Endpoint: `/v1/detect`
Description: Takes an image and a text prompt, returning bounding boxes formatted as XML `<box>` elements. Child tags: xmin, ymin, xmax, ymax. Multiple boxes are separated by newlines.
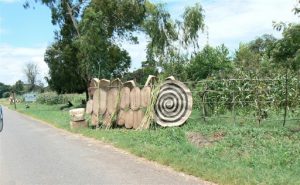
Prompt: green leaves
<box><xmin>271</xmin><ymin>24</ymin><xmax>300</xmax><ymax>71</ymax></box>
<box><xmin>182</xmin><ymin>3</ymin><xmax>205</xmax><ymax>49</ymax></box>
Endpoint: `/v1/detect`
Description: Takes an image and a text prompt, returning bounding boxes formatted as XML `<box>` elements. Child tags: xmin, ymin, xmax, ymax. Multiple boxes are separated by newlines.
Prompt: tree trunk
<box><xmin>85</xmin><ymin>88</ymin><xmax>89</xmax><ymax>101</ymax></box>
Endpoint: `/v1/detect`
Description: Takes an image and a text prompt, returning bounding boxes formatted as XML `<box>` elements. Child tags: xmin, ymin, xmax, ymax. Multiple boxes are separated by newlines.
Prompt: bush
<box><xmin>2</xmin><ymin>92</ymin><xmax>10</xmax><ymax>98</ymax></box>
<box><xmin>36</xmin><ymin>92</ymin><xmax>85</xmax><ymax>105</ymax></box>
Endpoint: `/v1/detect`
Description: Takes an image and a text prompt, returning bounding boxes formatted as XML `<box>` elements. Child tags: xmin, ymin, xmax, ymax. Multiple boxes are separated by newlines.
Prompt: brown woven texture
<box><xmin>119</xmin><ymin>87</ymin><xmax>130</xmax><ymax>110</ymax></box>
<box><xmin>103</xmin><ymin>112</ymin><xmax>112</xmax><ymax>127</ymax></box>
<box><xmin>91</xmin><ymin>113</ymin><xmax>99</xmax><ymax>126</ymax></box>
<box><xmin>125</xmin><ymin>110</ymin><xmax>133</xmax><ymax>129</ymax></box>
<box><xmin>130</xmin><ymin>87</ymin><xmax>141</xmax><ymax>111</ymax></box>
<box><xmin>133</xmin><ymin>110</ymin><xmax>144</xmax><ymax>129</ymax></box>
<box><xmin>86</xmin><ymin>100</ymin><xmax>93</xmax><ymax>114</ymax></box>
<box><xmin>117</xmin><ymin>110</ymin><xmax>126</xmax><ymax>126</ymax></box>
<box><xmin>99</xmin><ymin>88</ymin><xmax>107</xmax><ymax>115</ymax></box>
<box><xmin>141</xmin><ymin>86</ymin><xmax>151</xmax><ymax>108</ymax></box>
<box><xmin>107</xmin><ymin>88</ymin><xmax>119</xmax><ymax>114</ymax></box>
<box><xmin>92</xmin><ymin>89</ymin><xmax>100</xmax><ymax>115</ymax></box>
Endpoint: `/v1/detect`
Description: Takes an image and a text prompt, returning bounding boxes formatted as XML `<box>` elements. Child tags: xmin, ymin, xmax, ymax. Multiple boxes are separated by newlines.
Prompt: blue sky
<box><xmin>0</xmin><ymin>0</ymin><xmax>299</xmax><ymax>85</ymax></box>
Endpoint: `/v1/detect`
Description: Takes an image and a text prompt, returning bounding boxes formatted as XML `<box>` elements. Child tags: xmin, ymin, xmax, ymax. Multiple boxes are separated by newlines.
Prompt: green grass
<box><xmin>4</xmin><ymin>101</ymin><xmax>300</xmax><ymax>185</ymax></box>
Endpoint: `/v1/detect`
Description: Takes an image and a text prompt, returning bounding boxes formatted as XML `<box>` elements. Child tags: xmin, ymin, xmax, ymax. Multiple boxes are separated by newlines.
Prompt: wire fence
<box><xmin>186</xmin><ymin>76</ymin><xmax>300</xmax><ymax>126</ymax></box>
<box><xmin>89</xmin><ymin>74</ymin><xmax>300</xmax><ymax>126</ymax></box>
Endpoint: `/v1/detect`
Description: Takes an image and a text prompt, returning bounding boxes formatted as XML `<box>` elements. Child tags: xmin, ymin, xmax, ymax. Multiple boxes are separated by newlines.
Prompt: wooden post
<box><xmin>202</xmin><ymin>83</ymin><xmax>207</xmax><ymax>122</ymax></box>
<box><xmin>232</xmin><ymin>91</ymin><xmax>236</xmax><ymax>126</ymax></box>
<box><xmin>283</xmin><ymin>68</ymin><xmax>288</xmax><ymax>127</ymax></box>
<box><xmin>12</xmin><ymin>91</ymin><xmax>17</xmax><ymax>110</ymax></box>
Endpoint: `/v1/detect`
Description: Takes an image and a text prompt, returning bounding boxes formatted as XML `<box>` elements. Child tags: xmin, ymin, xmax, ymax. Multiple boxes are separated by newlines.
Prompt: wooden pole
<box><xmin>283</xmin><ymin>68</ymin><xmax>288</xmax><ymax>127</ymax></box>
<box><xmin>12</xmin><ymin>92</ymin><xmax>16</xmax><ymax>110</ymax></box>
<box><xmin>202</xmin><ymin>84</ymin><xmax>207</xmax><ymax>122</ymax></box>
<box><xmin>232</xmin><ymin>91</ymin><xmax>236</xmax><ymax>126</ymax></box>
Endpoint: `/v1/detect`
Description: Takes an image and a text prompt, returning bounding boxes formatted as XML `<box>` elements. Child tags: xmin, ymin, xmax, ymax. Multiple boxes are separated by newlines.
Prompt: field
<box><xmin>2</xmin><ymin>99</ymin><xmax>300</xmax><ymax>185</ymax></box>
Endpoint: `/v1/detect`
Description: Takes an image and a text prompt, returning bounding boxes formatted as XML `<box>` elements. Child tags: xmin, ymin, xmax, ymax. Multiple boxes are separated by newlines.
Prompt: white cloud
<box><xmin>122</xmin><ymin>0</ymin><xmax>299</xmax><ymax>68</ymax></box>
<box><xmin>152</xmin><ymin>0</ymin><xmax>299</xmax><ymax>48</ymax></box>
<box><xmin>202</xmin><ymin>0</ymin><xmax>299</xmax><ymax>49</ymax></box>
<box><xmin>0</xmin><ymin>44</ymin><xmax>48</xmax><ymax>85</ymax></box>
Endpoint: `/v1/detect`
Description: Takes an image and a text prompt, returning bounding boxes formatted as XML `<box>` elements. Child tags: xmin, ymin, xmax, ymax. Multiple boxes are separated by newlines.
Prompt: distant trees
<box><xmin>270</xmin><ymin>24</ymin><xmax>300</xmax><ymax>71</ymax></box>
<box><xmin>26</xmin><ymin>0</ymin><xmax>205</xmax><ymax>96</ymax></box>
<box><xmin>11</xmin><ymin>80</ymin><xmax>24</xmax><ymax>94</ymax></box>
<box><xmin>25</xmin><ymin>0</ymin><xmax>299</xmax><ymax>95</ymax></box>
<box><xmin>0</xmin><ymin>82</ymin><xmax>10</xmax><ymax>98</ymax></box>
<box><xmin>187</xmin><ymin>45</ymin><xmax>232</xmax><ymax>81</ymax></box>
<box><xmin>23</xmin><ymin>62</ymin><xmax>39</xmax><ymax>91</ymax></box>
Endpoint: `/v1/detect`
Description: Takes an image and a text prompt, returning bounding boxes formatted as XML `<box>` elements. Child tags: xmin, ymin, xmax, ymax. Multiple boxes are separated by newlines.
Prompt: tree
<box><xmin>123</xmin><ymin>60</ymin><xmax>159</xmax><ymax>84</ymax></box>
<box><xmin>76</xmin><ymin>0</ymin><xmax>145</xmax><ymax>80</ymax></box>
<box><xmin>11</xmin><ymin>80</ymin><xmax>24</xmax><ymax>94</ymax></box>
<box><xmin>142</xmin><ymin>3</ymin><xmax>205</xmax><ymax>66</ymax></box>
<box><xmin>27</xmin><ymin>0</ymin><xmax>205</xmax><ymax>97</ymax></box>
<box><xmin>23</xmin><ymin>62</ymin><xmax>39</xmax><ymax>91</ymax></box>
<box><xmin>0</xmin><ymin>82</ymin><xmax>10</xmax><ymax>98</ymax></box>
<box><xmin>187</xmin><ymin>45</ymin><xmax>232</xmax><ymax>81</ymax></box>
<box><xmin>29</xmin><ymin>0</ymin><xmax>148</xmax><ymax>98</ymax></box>
<box><xmin>294</xmin><ymin>0</ymin><xmax>300</xmax><ymax>15</ymax></box>
<box><xmin>234</xmin><ymin>34</ymin><xmax>277</xmax><ymax>76</ymax></box>
<box><xmin>271</xmin><ymin>24</ymin><xmax>300</xmax><ymax>71</ymax></box>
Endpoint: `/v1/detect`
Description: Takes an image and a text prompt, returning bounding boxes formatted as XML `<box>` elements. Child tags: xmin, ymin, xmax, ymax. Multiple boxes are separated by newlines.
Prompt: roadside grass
<box><xmin>4</xmin><ymin>101</ymin><xmax>300</xmax><ymax>185</ymax></box>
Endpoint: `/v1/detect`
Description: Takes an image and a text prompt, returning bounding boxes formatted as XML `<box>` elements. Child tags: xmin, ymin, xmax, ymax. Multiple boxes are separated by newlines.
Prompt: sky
<box><xmin>0</xmin><ymin>0</ymin><xmax>299</xmax><ymax>85</ymax></box>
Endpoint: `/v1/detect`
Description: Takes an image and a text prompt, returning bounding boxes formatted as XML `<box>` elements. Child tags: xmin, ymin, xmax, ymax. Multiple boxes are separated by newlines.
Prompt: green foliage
<box><xmin>234</xmin><ymin>34</ymin><xmax>277</xmax><ymax>72</ymax></box>
<box><xmin>77</xmin><ymin>4</ymin><xmax>132</xmax><ymax>79</ymax></box>
<box><xmin>143</xmin><ymin>2</ymin><xmax>205</xmax><ymax>68</ymax></box>
<box><xmin>123</xmin><ymin>60</ymin><xmax>159</xmax><ymax>85</ymax></box>
<box><xmin>182</xmin><ymin>3</ymin><xmax>205</xmax><ymax>50</ymax></box>
<box><xmin>187</xmin><ymin>45</ymin><xmax>232</xmax><ymax>81</ymax></box>
<box><xmin>271</xmin><ymin>24</ymin><xmax>300</xmax><ymax>71</ymax></box>
<box><xmin>11</xmin><ymin>80</ymin><xmax>24</xmax><ymax>94</ymax></box>
<box><xmin>0</xmin><ymin>82</ymin><xmax>10</xmax><ymax>98</ymax></box>
<box><xmin>14</xmin><ymin>103</ymin><xmax>300</xmax><ymax>185</ymax></box>
<box><xmin>36</xmin><ymin>92</ymin><xmax>85</xmax><ymax>105</ymax></box>
<box><xmin>35</xmin><ymin>0</ymin><xmax>150</xmax><ymax>94</ymax></box>
<box><xmin>45</xmin><ymin>41</ymin><xmax>87</xmax><ymax>94</ymax></box>
<box><xmin>23</xmin><ymin>62</ymin><xmax>39</xmax><ymax>92</ymax></box>
<box><xmin>191</xmin><ymin>71</ymin><xmax>300</xmax><ymax>123</ymax></box>
<box><xmin>2</xmin><ymin>92</ymin><xmax>10</xmax><ymax>98</ymax></box>
<box><xmin>294</xmin><ymin>0</ymin><xmax>300</xmax><ymax>15</ymax></box>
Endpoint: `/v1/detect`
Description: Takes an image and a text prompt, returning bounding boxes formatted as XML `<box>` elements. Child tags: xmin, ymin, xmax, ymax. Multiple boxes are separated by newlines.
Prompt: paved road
<box><xmin>0</xmin><ymin>107</ymin><xmax>210</xmax><ymax>185</ymax></box>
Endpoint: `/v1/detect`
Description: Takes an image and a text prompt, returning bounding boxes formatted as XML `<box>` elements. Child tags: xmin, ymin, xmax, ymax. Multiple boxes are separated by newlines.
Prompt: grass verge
<box><xmin>3</xmin><ymin>101</ymin><xmax>300</xmax><ymax>185</ymax></box>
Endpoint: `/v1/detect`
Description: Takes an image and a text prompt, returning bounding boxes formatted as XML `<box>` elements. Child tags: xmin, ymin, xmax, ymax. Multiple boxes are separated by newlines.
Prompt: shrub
<box><xmin>2</xmin><ymin>92</ymin><xmax>10</xmax><ymax>98</ymax></box>
<box><xmin>37</xmin><ymin>92</ymin><xmax>85</xmax><ymax>105</ymax></box>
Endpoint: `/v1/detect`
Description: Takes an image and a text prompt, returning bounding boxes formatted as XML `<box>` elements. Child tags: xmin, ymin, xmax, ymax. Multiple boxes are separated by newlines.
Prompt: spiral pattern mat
<box><xmin>154</xmin><ymin>80</ymin><xmax>193</xmax><ymax>127</ymax></box>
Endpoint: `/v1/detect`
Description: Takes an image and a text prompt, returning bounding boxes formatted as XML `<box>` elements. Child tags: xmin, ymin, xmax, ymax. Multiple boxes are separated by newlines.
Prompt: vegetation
<box><xmin>23</xmin><ymin>62</ymin><xmax>40</xmax><ymax>91</ymax></box>
<box><xmin>7</xmin><ymin>102</ymin><xmax>300</xmax><ymax>185</ymax></box>
<box><xmin>36</xmin><ymin>92</ymin><xmax>85</xmax><ymax>105</ymax></box>
<box><xmin>0</xmin><ymin>82</ymin><xmax>10</xmax><ymax>98</ymax></box>
<box><xmin>2</xmin><ymin>1</ymin><xmax>295</xmax><ymax>184</ymax></box>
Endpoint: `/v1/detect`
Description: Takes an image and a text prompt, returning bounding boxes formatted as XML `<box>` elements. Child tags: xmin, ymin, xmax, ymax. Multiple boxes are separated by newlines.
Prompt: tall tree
<box><xmin>28</xmin><ymin>0</ymin><xmax>148</xmax><ymax>97</ymax></box>
<box><xmin>271</xmin><ymin>24</ymin><xmax>300</xmax><ymax>71</ymax></box>
<box><xmin>11</xmin><ymin>80</ymin><xmax>24</xmax><ymax>94</ymax></box>
<box><xmin>187</xmin><ymin>45</ymin><xmax>232</xmax><ymax>81</ymax></box>
<box><xmin>142</xmin><ymin>3</ymin><xmax>205</xmax><ymax>72</ymax></box>
<box><xmin>23</xmin><ymin>62</ymin><xmax>39</xmax><ymax>91</ymax></box>
<box><xmin>77</xmin><ymin>0</ymin><xmax>146</xmax><ymax>80</ymax></box>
